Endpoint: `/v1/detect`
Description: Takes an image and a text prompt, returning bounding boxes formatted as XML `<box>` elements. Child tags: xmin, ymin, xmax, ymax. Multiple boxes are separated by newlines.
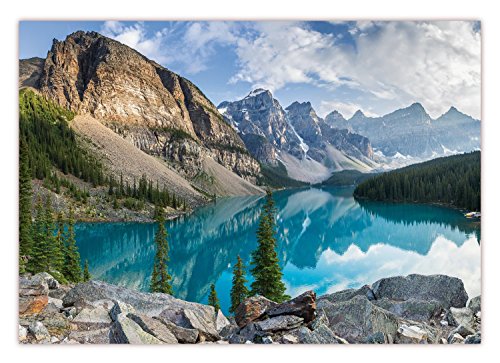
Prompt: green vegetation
<box><xmin>150</xmin><ymin>206</ymin><xmax>173</xmax><ymax>294</ymax></box>
<box><xmin>257</xmin><ymin>161</ymin><xmax>307</xmax><ymax>188</ymax></box>
<box><xmin>83</xmin><ymin>260</ymin><xmax>91</xmax><ymax>282</ymax></box>
<box><xmin>19</xmin><ymin>138</ymin><xmax>33</xmax><ymax>272</ymax></box>
<box><xmin>229</xmin><ymin>255</ymin><xmax>249</xmax><ymax>314</ymax></box>
<box><xmin>354</xmin><ymin>151</ymin><xmax>480</xmax><ymax>211</ymax></box>
<box><xmin>320</xmin><ymin>169</ymin><xmax>376</xmax><ymax>187</ymax></box>
<box><xmin>249</xmin><ymin>190</ymin><xmax>290</xmax><ymax>303</ymax></box>
<box><xmin>62</xmin><ymin>207</ymin><xmax>83</xmax><ymax>283</ymax></box>
<box><xmin>208</xmin><ymin>284</ymin><xmax>221</xmax><ymax>312</ymax></box>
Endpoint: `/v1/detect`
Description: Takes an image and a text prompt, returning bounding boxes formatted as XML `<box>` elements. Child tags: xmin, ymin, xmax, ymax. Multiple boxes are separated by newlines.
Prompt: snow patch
<box><xmin>288</xmin><ymin>121</ymin><xmax>309</xmax><ymax>157</ymax></box>
<box><xmin>245</xmin><ymin>89</ymin><xmax>267</xmax><ymax>98</ymax></box>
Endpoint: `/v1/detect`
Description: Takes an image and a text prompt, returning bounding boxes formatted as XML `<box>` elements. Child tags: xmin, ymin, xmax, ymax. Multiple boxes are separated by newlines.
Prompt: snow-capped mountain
<box><xmin>325</xmin><ymin>102</ymin><xmax>481</xmax><ymax>159</ymax></box>
<box><xmin>218</xmin><ymin>90</ymin><xmax>377</xmax><ymax>183</ymax></box>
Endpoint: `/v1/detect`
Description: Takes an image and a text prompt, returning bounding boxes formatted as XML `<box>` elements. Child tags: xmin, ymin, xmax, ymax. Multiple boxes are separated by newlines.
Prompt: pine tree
<box><xmin>208</xmin><ymin>283</ymin><xmax>220</xmax><ymax>312</ymax></box>
<box><xmin>250</xmin><ymin>190</ymin><xmax>290</xmax><ymax>303</ymax></box>
<box><xmin>27</xmin><ymin>197</ymin><xmax>49</xmax><ymax>274</ymax></box>
<box><xmin>150</xmin><ymin>205</ymin><xmax>173</xmax><ymax>294</ymax></box>
<box><xmin>19</xmin><ymin>137</ymin><xmax>33</xmax><ymax>273</ymax></box>
<box><xmin>83</xmin><ymin>260</ymin><xmax>91</xmax><ymax>282</ymax></box>
<box><xmin>63</xmin><ymin>206</ymin><xmax>83</xmax><ymax>283</ymax></box>
<box><xmin>229</xmin><ymin>255</ymin><xmax>249</xmax><ymax>313</ymax></box>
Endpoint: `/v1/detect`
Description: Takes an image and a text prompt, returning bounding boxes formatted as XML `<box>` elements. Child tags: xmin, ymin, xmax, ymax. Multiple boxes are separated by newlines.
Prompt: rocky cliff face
<box><xmin>23</xmin><ymin>31</ymin><xmax>260</xmax><ymax>184</ymax></box>
<box><xmin>325</xmin><ymin>103</ymin><xmax>481</xmax><ymax>159</ymax></box>
<box><xmin>219</xmin><ymin>90</ymin><xmax>376</xmax><ymax>183</ymax></box>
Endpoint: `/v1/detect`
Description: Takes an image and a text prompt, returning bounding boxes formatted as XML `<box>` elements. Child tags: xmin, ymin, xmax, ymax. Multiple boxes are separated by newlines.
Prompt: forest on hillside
<box><xmin>353</xmin><ymin>151</ymin><xmax>480</xmax><ymax>211</ymax></box>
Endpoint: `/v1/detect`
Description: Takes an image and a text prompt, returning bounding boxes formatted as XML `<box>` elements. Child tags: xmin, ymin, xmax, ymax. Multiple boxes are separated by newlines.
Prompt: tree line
<box><xmin>149</xmin><ymin>190</ymin><xmax>290</xmax><ymax>313</ymax></box>
<box><xmin>353</xmin><ymin>151</ymin><xmax>480</xmax><ymax>211</ymax></box>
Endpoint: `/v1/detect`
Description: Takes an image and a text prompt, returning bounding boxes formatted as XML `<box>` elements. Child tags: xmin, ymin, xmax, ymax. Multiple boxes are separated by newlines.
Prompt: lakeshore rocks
<box><xmin>18</xmin><ymin>272</ymin><xmax>481</xmax><ymax>345</ymax></box>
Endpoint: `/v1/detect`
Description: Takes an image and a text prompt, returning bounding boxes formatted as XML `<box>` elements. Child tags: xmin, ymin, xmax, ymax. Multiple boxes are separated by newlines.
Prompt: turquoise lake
<box><xmin>76</xmin><ymin>187</ymin><xmax>481</xmax><ymax>314</ymax></box>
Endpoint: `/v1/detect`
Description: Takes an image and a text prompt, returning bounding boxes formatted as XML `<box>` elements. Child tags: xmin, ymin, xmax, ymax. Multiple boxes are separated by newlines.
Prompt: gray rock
<box><xmin>236</xmin><ymin>322</ymin><xmax>259</xmax><ymax>342</ymax></box>
<box><xmin>153</xmin><ymin>316</ymin><xmax>199</xmax><ymax>343</ymax></box>
<box><xmin>37</xmin><ymin>310</ymin><xmax>71</xmax><ymax>336</ymax></box>
<box><xmin>318</xmin><ymin>285</ymin><xmax>375</xmax><ymax>306</ymax></box>
<box><xmin>308</xmin><ymin>308</ymin><xmax>329</xmax><ymax>330</ymax></box>
<box><xmin>128</xmin><ymin>313</ymin><xmax>178</xmax><ymax>343</ymax></box>
<box><xmin>34</xmin><ymin>272</ymin><xmax>60</xmax><ymax>290</ymax></box>
<box><xmin>19</xmin><ymin>325</ymin><xmax>27</xmax><ymax>341</ymax></box>
<box><xmin>320</xmin><ymin>295</ymin><xmax>399</xmax><ymax>343</ymax></box>
<box><xmin>448</xmin><ymin>307</ymin><xmax>475</xmax><ymax>330</ymax></box>
<box><xmin>464</xmin><ymin>332</ymin><xmax>481</xmax><ymax>344</ymax></box>
<box><xmin>468</xmin><ymin>295</ymin><xmax>481</xmax><ymax>315</ymax></box>
<box><xmin>48</xmin><ymin>297</ymin><xmax>63</xmax><ymax>310</ymax></box>
<box><xmin>110</xmin><ymin>313</ymin><xmax>163</xmax><ymax>344</ymax></box>
<box><xmin>372</xmin><ymin>298</ymin><xmax>445</xmax><ymax>321</ymax></box>
<box><xmin>363</xmin><ymin>331</ymin><xmax>386</xmax><ymax>344</ymax></box>
<box><xmin>281</xmin><ymin>334</ymin><xmax>299</xmax><ymax>344</ymax></box>
<box><xmin>255</xmin><ymin>315</ymin><xmax>304</xmax><ymax>332</ymax></box>
<box><xmin>28</xmin><ymin>321</ymin><xmax>50</xmax><ymax>341</ymax></box>
<box><xmin>183</xmin><ymin>308</ymin><xmax>220</xmax><ymax>341</ymax></box>
<box><xmin>396</xmin><ymin>324</ymin><xmax>429</xmax><ymax>343</ymax></box>
<box><xmin>215</xmin><ymin>309</ymin><xmax>231</xmax><ymax>333</ymax></box>
<box><xmin>371</xmin><ymin>274</ymin><xmax>468</xmax><ymax>309</ymax></box>
<box><xmin>449</xmin><ymin>324</ymin><xmax>475</xmax><ymax>339</ymax></box>
<box><xmin>448</xmin><ymin>333</ymin><xmax>465</xmax><ymax>344</ymax></box>
<box><xmin>69</xmin><ymin>328</ymin><xmax>112</xmax><ymax>344</ymax></box>
<box><xmin>50</xmin><ymin>336</ymin><xmax>60</xmax><ymax>343</ymax></box>
<box><xmin>110</xmin><ymin>301</ymin><xmax>136</xmax><ymax>322</ymax></box>
<box><xmin>19</xmin><ymin>275</ymin><xmax>49</xmax><ymax>297</ymax></box>
<box><xmin>234</xmin><ymin>295</ymin><xmax>277</xmax><ymax>328</ymax></box>
<box><xmin>296</xmin><ymin>325</ymin><xmax>347</xmax><ymax>344</ymax></box>
<box><xmin>261</xmin><ymin>336</ymin><xmax>273</xmax><ymax>344</ymax></box>
<box><xmin>48</xmin><ymin>285</ymin><xmax>71</xmax><ymax>300</ymax></box>
<box><xmin>73</xmin><ymin>306</ymin><xmax>112</xmax><ymax>325</ymax></box>
<box><xmin>265</xmin><ymin>291</ymin><xmax>316</xmax><ymax>323</ymax></box>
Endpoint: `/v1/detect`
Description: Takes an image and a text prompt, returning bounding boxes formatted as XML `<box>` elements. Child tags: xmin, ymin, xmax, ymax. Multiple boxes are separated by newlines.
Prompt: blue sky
<box><xmin>19</xmin><ymin>20</ymin><xmax>481</xmax><ymax>119</ymax></box>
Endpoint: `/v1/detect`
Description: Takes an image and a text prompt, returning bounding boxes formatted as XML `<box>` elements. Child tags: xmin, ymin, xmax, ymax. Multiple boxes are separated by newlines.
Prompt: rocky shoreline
<box><xmin>19</xmin><ymin>273</ymin><xmax>480</xmax><ymax>344</ymax></box>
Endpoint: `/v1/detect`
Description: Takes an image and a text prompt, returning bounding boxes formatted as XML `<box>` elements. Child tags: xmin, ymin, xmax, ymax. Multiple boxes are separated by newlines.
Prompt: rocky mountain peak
<box><xmin>350</xmin><ymin>110</ymin><xmax>366</xmax><ymax>121</ymax></box>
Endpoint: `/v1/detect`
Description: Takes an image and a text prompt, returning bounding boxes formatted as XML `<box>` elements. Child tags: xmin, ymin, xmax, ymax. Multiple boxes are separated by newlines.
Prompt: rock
<box><xmin>468</xmin><ymin>295</ymin><xmax>481</xmax><ymax>314</ymax></box>
<box><xmin>320</xmin><ymin>295</ymin><xmax>399</xmax><ymax>344</ymax></box>
<box><xmin>50</xmin><ymin>336</ymin><xmax>60</xmax><ymax>343</ymax></box>
<box><xmin>73</xmin><ymin>306</ymin><xmax>112</xmax><ymax>325</ymax></box>
<box><xmin>296</xmin><ymin>325</ymin><xmax>347</xmax><ymax>344</ymax></box>
<box><xmin>236</xmin><ymin>322</ymin><xmax>259</xmax><ymax>343</ymax></box>
<box><xmin>48</xmin><ymin>297</ymin><xmax>63</xmax><ymax>310</ymax></box>
<box><xmin>19</xmin><ymin>274</ymin><xmax>49</xmax><ymax>296</ymax></box>
<box><xmin>318</xmin><ymin>285</ymin><xmax>375</xmax><ymax>305</ymax></box>
<box><xmin>450</xmin><ymin>324</ymin><xmax>475</xmax><ymax>339</ymax></box>
<box><xmin>448</xmin><ymin>333</ymin><xmax>465</xmax><ymax>344</ymax></box>
<box><xmin>372</xmin><ymin>298</ymin><xmax>445</xmax><ymax>321</ymax></box>
<box><xmin>255</xmin><ymin>315</ymin><xmax>304</xmax><ymax>333</ymax></box>
<box><xmin>60</xmin><ymin>337</ymin><xmax>81</xmax><ymax>344</ymax></box>
<box><xmin>37</xmin><ymin>311</ymin><xmax>71</xmax><ymax>336</ymax></box>
<box><xmin>215</xmin><ymin>309</ymin><xmax>231</xmax><ymax>333</ymax></box>
<box><xmin>19</xmin><ymin>325</ymin><xmax>27</xmax><ymax>341</ymax></box>
<box><xmin>110</xmin><ymin>301</ymin><xmax>136</xmax><ymax>322</ymax></box>
<box><xmin>69</xmin><ymin>328</ymin><xmax>112</xmax><ymax>344</ymax></box>
<box><xmin>62</xmin><ymin>306</ymin><xmax>77</xmax><ymax>318</ymax></box>
<box><xmin>153</xmin><ymin>317</ymin><xmax>199</xmax><ymax>343</ymax></box>
<box><xmin>234</xmin><ymin>295</ymin><xmax>277</xmax><ymax>328</ymax></box>
<box><xmin>219</xmin><ymin>323</ymin><xmax>238</xmax><ymax>339</ymax></box>
<box><xmin>363</xmin><ymin>331</ymin><xmax>386</xmax><ymax>344</ymax></box>
<box><xmin>34</xmin><ymin>272</ymin><xmax>60</xmax><ymax>290</ymax></box>
<box><xmin>464</xmin><ymin>332</ymin><xmax>481</xmax><ymax>344</ymax></box>
<box><xmin>183</xmin><ymin>308</ymin><xmax>220</xmax><ymax>341</ymax></box>
<box><xmin>371</xmin><ymin>274</ymin><xmax>468</xmax><ymax>309</ymax></box>
<box><xmin>308</xmin><ymin>308</ymin><xmax>329</xmax><ymax>330</ymax></box>
<box><xmin>261</xmin><ymin>336</ymin><xmax>273</xmax><ymax>344</ymax></box>
<box><xmin>281</xmin><ymin>334</ymin><xmax>299</xmax><ymax>344</ymax></box>
<box><xmin>448</xmin><ymin>307</ymin><xmax>475</xmax><ymax>330</ymax></box>
<box><xmin>48</xmin><ymin>285</ymin><xmax>71</xmax><ymax>300</ymax></box>
<box><xmin>265</xmin><ymin>291</ymin><xmax>316</xmax><ymax>323</ymax></box>
<box><xmin>89</xmin><ymin>299</ymin><xmax>115</xmax><ymax>312</ymax></box>
<box><xmin>128</xmin><ymin>313</ymin><xmax>178</xmax><ymax>343</ymax></box>
<box><xmin>396</xmin><ymin>324</ymin><xmax>428</xmax><ymax>343</ymax></box>
<box><xmin>110</xmin><ymin>313</ymin><xmax>163</xmax><ymax>344</ymax></box>
<box><xmin>28</xmin><ymin>321</ymin><xmax>50</xmax><ymax>341</ymax></box>
<box><xmin>19</xmin><ymin>295</ymin><xmax>48</xmax><ymax>316</ymax></box>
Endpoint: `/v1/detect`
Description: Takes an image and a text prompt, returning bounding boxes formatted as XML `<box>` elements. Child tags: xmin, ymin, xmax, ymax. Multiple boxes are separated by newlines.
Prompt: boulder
<box><xmin>320</xmin><ymin>295</ymin><xmax>399</xmax><ymax>343</ymax></box>
<box><xmin>72</xmin><ymin>306</ymin><xmax>112</xmax><ymax>325</ymax></box>
<box><xmin>110</xmin><ymin>313</ymin><xmax>163</xmax><ymax>344</ymax></box>
<box><xmin>182</xmin><ymin>308</ymin><xmax>220</xmax><ymax>341</ymax></box>
<box><xmin>308</xmin><ymin>308</ymin><xmax>329</xmax><ymax>330</ymax></box>
<box><xmin>19</xmin><ymin>275</ymin><xmax>49</xmax><ymax>296</ymax></box>
<box><xmin>48</xmin><ymin>285</ymin><xmax>71</xmax><ymax>300</ymax></box>
<box><xmin>448</xmin><ymin>333</ymin><xmax>465</xmax><ymax>344</ymax></box>
<box><xmin>464</xmin><ymin>332</ymin><xmax>481</xmax><ymax>344</ymax></box>
<box><xmin>371</xmin><ymin>274</ymin><xmax>468</xmax><ymax>309</ymax></box>
<box><xmin>255</xmin><ymin>315</ymin><xmax>304</xmax><ymax>333</ymax></box>
<box><xmin>48</xmin><ymin>297</ymin><xmax>63</xmax><ymax>310</ymax></box>
<box><xmin>153</xmin><ymin>317</ymin><xmax>199</xmax><ymax>343</ymax></box>
<box><xmin>37</xmin><ymin>310</ymin><xmax>71</xmax><ymax>336</ymax></box>
<box><xmin>215</xmin><ymin>309</ymin><xmax>231</xmax><ymax>333</ymax></box>
<box><xmin>280</xmin><ymin>334</ymin><xmax>299</xmax><ymax>344</ymax></box>
<box><xmin>69</xmin><ymin>328</ymin><xmax>112</xmax><ymax>344</ymax></box>
<box><xmin>34</xmin><ymin>272</ymin><xmax>60</xmax><ymax>290</ymax></box>
<box><xmin>19</xmin><ymin>295</ymin><xmax>48</xmax><ymax>316</ymax></box>
<box><xmin>318</xmin><ymin>285</ymin><xmax>375</xmax><ymax>306</ymax></box>
<box><xmin>234</xmin><ymin>295</ymin><xmax>277</xmax><ymax>328</ymax></box>
<box><xmin>296</xmin><ymin>325</ymin><xmax>347</xmax><ymax>344</ymax></box>
<box><xmin>110</xmin><ymin>301</ymin><xmax>136</xmax><ymax>322</ymax></box>
<box><xmin>265</xmin><ymin>291</ymin><xmax>316</xmax><ymax>323</ymax></box>
<box><xmin>128</xmin><ymin>313</ymin><xmax>178</xmax><ymax>343</ymax></box>
<box><xmin>28</xmin><ymin>321</ymin><xmax>50</xmax><ymax>341</ymax></box>
<box><xmin>448</xmin><ymin>307</ymin><xmax>475</xmax><ymax>331</ymax></box>
<box><xmin>468</xmin><ymin>295</ymin><xmax>481</xmax><ymax>315</ymax></box>
<box><xmin>449</xmin><ymin>324</ymin><xmax>475</xmax><ymax>339</ymax></box>
<box><xmin>372</xmin><ymin>298</ymin><xmax>445</xmax><ymax>321</ymax></box>
<box><xmin>396</xmin><ymin>324</ymin><xmax>428</xmax><ymax>343</ymax></box>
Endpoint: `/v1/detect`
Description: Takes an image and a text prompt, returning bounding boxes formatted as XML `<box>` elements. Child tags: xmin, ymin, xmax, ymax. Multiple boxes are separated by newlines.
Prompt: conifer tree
<box><xmin>19</xmin><ymin>137</ymin><xmax>32</xmax><ymax>272</ymax></box>
<box><xmin>150</xmin><ymin>205</ymin><xmax>173</xmax><ymax>294</ymax></box>
<box><xmin>208</xmin><ymin>283</ymin><xmax>220</xmax><ymax>312</ymax></box>
<box><xmin>250</xmin><ymin>190</ymin><xmax>290</xmax><ymax>303</ymax></box>
<box><xmin>27</xmin><ymin>197</ymin><xmax>49</xmax><ymax>274</ymax></box>
<box><xmin>53</xmin><ymin>212</ymin><xmax>66</xmax><ymax>273</ymax></box>
<box><xmin>63</xmin><ymin>206</ymin><xmax>83</xmax><ymax>283</ymax></box>
<box><xmin>229</xmin><ymin>255</ymin><xmax>249</xmax><ymax>313</ymax></box>
<box><xmin>83</xmin><ymin>260</ymin><xmax>91</xmax><ymax>282</ymax></box>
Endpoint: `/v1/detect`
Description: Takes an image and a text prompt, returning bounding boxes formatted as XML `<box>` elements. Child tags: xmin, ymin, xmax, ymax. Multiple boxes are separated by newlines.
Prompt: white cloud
<box><xmin>230</xmin><ymin>21</ymin><xmax>481</xmax><ymax>119</ymax></box>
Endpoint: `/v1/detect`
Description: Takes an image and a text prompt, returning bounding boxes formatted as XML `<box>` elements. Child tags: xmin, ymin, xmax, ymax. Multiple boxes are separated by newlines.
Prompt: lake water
<box><xmin>76</xmin><ymin>187</ymin><xmax>481</xmax><ymax>314</ymax></box>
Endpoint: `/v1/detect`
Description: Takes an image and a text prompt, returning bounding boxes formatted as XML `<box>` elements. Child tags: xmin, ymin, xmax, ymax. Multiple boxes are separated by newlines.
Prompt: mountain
<box><xmin>219</xmin><ymin>90</ymin><xmax>376</xmax><ymax>183</ymax></box>
<box><xmin>325</xmin><ymin>102</ymin><xmax>480</xmax><ymax>159</ymax></box>
<box><xmin>19</xmin><ymin>31</ymin><xmax>263</xmax><ymax>197</ymax></box>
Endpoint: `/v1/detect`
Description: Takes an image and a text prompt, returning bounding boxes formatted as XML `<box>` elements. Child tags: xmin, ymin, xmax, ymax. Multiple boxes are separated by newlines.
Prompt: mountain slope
<box><xmin>20</xmin><ymin>31</ymin><xmax>262</xmax><ymax>194</ymax></box>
